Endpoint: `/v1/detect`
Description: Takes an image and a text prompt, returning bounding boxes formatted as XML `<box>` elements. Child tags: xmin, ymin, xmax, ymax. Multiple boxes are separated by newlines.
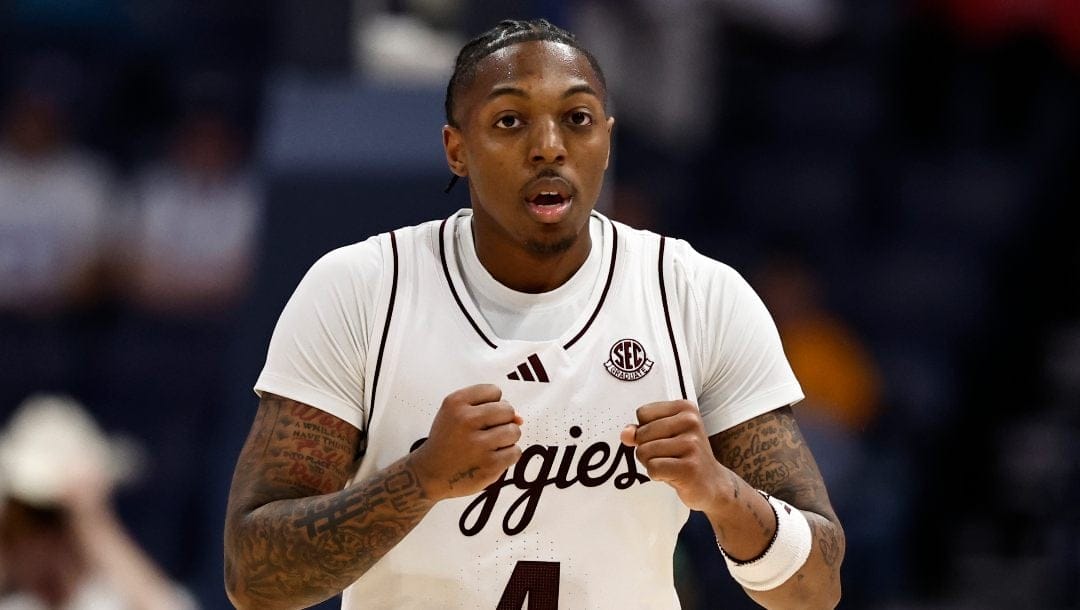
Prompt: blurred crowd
<box><xmin>0</xmin><ymin>1</ymin><xmax>1077</xmax><ymax>608</ymax></box>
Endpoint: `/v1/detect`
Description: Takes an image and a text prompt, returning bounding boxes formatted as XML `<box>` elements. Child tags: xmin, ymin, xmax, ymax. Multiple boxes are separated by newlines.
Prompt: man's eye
<box><xmin>495</xmin><ymin>115</ymin><xmax>522</xmax><ymax>128</ymax></box>
<box><xmin>568</xmin><ymin>111</ymin><xmax>593</xmax><ymax>126</ymax></box>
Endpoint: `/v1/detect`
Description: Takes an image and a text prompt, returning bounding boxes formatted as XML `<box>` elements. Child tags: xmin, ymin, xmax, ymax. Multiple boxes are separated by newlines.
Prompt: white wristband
<box><xmin>721</xmin><ymin>491</ymin><xmax>813</xmax><ymax>591</ymax></box>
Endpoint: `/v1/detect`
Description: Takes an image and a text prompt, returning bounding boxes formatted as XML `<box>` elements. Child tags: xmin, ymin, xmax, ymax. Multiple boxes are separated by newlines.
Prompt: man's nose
<box><xmin>529</xmin><ymin>119</ymin><xmax>566</xmax><ymax>164</ymax></box>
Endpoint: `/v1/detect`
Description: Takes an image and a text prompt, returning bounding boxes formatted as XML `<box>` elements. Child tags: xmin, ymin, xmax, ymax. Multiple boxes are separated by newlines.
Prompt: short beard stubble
<box><xmin>523</xmin><ymin>233</ymin><xmax>579</xmax><ymax>257</ymax></box>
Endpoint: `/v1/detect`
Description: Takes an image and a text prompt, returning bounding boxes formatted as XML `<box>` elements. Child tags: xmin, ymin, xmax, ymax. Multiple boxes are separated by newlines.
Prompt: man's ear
<box><xmin>443</xmin><ymin>125</ymin><xmax>468</xmax><ymax>177</ymax></box>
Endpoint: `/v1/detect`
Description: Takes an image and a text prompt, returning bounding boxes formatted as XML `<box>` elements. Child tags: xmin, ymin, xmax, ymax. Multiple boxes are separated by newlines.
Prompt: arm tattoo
<box><xmin>712</xmin><ymin>406</ymin><xmax>838</xmax><ymax>522</ymax></box>
<box><xmin>810</xmin><ymin>516</ymin><xmax>843</xmax><ymax>570</ymax></box>
<box><xmin>225</xmin><ymin>394</ymin><xmax>433</xmax><ymax>608</ymax></box>
<box><xmin>711</xmin><ymin>407</ymin><xmax>845</xmax><ymax>577</ymax></box>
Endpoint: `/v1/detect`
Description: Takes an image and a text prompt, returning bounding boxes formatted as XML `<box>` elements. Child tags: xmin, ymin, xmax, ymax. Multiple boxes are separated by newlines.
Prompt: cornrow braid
<box><xmin>444</xmin><ymin>18</ymin><xmax>607</xmax><ymax>128</ymax></box>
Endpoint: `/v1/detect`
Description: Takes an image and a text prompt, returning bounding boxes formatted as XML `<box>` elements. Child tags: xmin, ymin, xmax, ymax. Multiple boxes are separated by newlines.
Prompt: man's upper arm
<box><xmin>709</xmin><ymin>406</ymin><xmax>838</xmax><ymax>523</ymax></box>
<box><xmin>228</xmin><ymin>393</ymin><xmax>362</xmax><ymax>516</ymax></box>
<box><xmin>671</xmin><ymin>241</ymin><xmax>804</xmax><ymax>433</ymax></box>
<box><xmin>253</xmin><ymin>238</ymin><xmax>385</xmax><ymax>432</ymax></box>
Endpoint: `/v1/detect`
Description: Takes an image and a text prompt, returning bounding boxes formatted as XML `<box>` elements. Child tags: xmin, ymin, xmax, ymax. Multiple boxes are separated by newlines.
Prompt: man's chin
<box><xmin>524</xmin><ymin>234</ymin><xmax>578</xmax><ymax>257</ymax></box>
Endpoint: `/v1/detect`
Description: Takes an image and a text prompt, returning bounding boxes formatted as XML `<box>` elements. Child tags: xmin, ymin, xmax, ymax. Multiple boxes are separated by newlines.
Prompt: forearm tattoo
<box><xmin>712</xmin><ymin>407</ymin><xmax>845</xmax><ymax>571</ymax></box>
<box><xmin>225</xmin><ymin>394</ymin><xmax>433</xmax><ymax>607</ymax></box>
<box><xmin>809</xmin><ymin>515</ymin><xmax>844</xmax><ymax>573</ymax></box>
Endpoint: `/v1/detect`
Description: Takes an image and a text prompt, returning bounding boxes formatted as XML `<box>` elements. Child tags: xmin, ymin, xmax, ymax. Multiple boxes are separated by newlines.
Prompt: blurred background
<box><xmin>0</xmin><ymin>0</ymin><xmax>1077</xmax><ymax>608</ymax></box>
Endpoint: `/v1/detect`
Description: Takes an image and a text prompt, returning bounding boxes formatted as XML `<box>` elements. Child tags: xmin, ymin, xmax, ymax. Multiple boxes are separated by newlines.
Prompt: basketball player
<box><xmin>225</xmin><ymin>19</ymin><xmax>843</xmax><ymax>609</ymax></box>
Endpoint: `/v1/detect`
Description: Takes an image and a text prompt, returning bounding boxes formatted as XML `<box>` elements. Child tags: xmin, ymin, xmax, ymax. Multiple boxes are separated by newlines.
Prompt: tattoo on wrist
<box><xmin>448</xmin><ymin>466</ymin><xmax>480</xmax><ymax>488</ymax></box>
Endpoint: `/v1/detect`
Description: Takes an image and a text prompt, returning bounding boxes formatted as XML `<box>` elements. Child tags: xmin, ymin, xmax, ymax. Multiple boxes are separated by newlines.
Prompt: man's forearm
<box><xmin>225</xmin><ymin>457</ymin><xmax>433</xmax><ymax>610</ymax></box>
<box><xmin>704</xmin><ymin>475</ymin><xmax>844</xmax><ymax>609</ymax></box>
<box><xmin>708</xmin><ymin>407</ymin><xmax>845</xmax><ymax>608</ymax></box>
<box><xmin>744</xmin><ymin>510</ymin><xmax>844</xmax><ymax>609</ymax></box>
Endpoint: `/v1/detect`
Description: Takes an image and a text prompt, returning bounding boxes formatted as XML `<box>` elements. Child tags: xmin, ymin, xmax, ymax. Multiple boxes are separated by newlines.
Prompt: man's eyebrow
<box><xmin>562</xmin><ymin>84</ymin><xmax>599</xmax><ymax>99</ymax></box>
<box><xmin>486</xmin><ymin>86</ymin><xmax>528</xmax><ymax>101</ymax></box>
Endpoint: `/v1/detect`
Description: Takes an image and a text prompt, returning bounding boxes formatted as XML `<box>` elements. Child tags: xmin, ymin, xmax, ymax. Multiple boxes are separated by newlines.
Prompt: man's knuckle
<box><xmin>443</xmin><ymin>390</ymin><xmax>466</xmax><ymax>409</ymax></box>
<box><xmin>676</xmin><ymin>410</ymin><xmax>698</xmax><ymax>426</ymax></box>
<box><xmin>636</xmin><ymin>404</ymin><xmax>652</xmax><ymax>422</ymax></box>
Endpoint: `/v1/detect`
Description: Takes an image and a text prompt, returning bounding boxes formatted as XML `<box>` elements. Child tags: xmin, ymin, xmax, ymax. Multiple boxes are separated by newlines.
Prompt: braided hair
<box><xmin>444</xmin><ymin>19</ymin><xmax>607</xmax><ymax>128</ymax></box>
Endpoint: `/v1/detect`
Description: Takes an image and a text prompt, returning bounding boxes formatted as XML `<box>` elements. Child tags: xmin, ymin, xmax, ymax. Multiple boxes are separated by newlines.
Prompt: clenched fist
<box><xmin>621</xmin><ymin>399</ymin><xmax>725</xmax><ymax>512</ymax></box>
<box><xmin>410</xmin><ymin>384</ymin><xmax>523</xmax><ymax>501</ymax></box>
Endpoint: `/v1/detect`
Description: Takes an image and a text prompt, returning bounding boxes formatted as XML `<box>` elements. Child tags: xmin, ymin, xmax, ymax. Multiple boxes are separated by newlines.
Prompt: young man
<box><xmin>225</xmin><ymin>19</ymin><xmax>844</xmax><ymax>610</ymax></box>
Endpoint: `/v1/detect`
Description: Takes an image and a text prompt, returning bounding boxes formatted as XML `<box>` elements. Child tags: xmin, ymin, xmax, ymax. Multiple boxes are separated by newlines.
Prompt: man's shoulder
<box><xmin>384</xmin><ymin>215</ymin><xmax>449</xmax><ymax>239</ymax></box>
<box><xmin>291</xmin><ymin>218</ymin><xmax>447</xmax><ymax>314</ymax></box>
<box><xmin>381</xmin><ymin>212</ymin><xmax>466</xmax><ymax>252</ymax></box>
<box><xmin>606</xmin><ymin>216</ymin><xmax>740</xmax><ymax>284</ymax></box>
<box><xmin>318</xmin><ymin>216</ymin><xmax>447</xmax><ymax>269</ymax></box>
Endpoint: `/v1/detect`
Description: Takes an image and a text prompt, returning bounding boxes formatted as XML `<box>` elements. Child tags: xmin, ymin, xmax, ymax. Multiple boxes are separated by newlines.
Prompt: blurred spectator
<box><xmin>753</xmin><ymin>254</ymin><xmax>915</xmax><ymax>605</ymax></box>
<box><xmin>0</xmin><ymin>55</ymin><xmax>113</xmax><ymax>315</ymax></box>
<box><xmin>0</xmin><ymin>394</ymin><xmax>195</xmax><ymax>610</ymax></box>
<box><xmin>569</xmin><ymin>0</ymin><xmax>841</xmax><ymax>233</ymax></box>
<box><xmin>756</xmin><ymin>255</ymin><xmax>882</xmax><ymax>433</ymax></box>
<box><xmin>352</xmin><ymin>0</ymin><xmax>464</xmax><ymax>85</ymax></box>
<box><xmin>349</xmin><ymin>2</ymin><xmax>576</xmax><ymax>87</ymax></box>
<box><xmin>93</xmin><ymin>75</ymin><xmax>261</xmax><ymax>592</ymax></box>
<box><xmin>112</xmin><ymin>82</ymin><xmax>261</xmax><ymax>318</ymax></box>
<box><xmin>572</xmin><ymin>0</ymin><xmax>839</xmax><ymax>156</ymax></box>
<box><xmin>0</xmin><ymin>54</ymin><xmax>115</xmax><ymax>415</ymax></box>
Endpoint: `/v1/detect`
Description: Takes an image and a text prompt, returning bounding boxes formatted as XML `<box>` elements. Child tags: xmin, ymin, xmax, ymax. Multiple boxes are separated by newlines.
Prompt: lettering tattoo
<box><xmin>713</xmin><ymin>407</ymin><xmax>835</xmax><ymax>520</ymax></box>
<box><xmin>225</xmin><ymin>394</ymin><xmax>434</xmax><ymax>608</ymax></box>
<box><xmin>811</xmin><ymin>516</ymin><xmax>843</xmax><ymax>571</ymax></box>
<box><xmin>711</xmin><ymin>407</ymin><xmax>845</xmax><ymax>576</ymax></box>
<box><xmin>448</xmin><ymin>466</ymin><xmax>481</xmax><ymax>489</ymax></box>
<box><xmin>250</xmin><ymin>399</ymin><xmax>358</xmax><ymax>496</ymax></box>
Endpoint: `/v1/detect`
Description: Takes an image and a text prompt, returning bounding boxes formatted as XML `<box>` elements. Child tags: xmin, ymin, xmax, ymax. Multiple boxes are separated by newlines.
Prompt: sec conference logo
<box><xmin>604</xmin><ymin>338</ymin><xmax>654</xmax><ymax>381</ymax></box>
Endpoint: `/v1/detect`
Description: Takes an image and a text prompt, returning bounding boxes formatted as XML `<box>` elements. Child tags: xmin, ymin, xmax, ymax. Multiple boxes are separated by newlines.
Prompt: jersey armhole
<box><xmin>658</xmin><ymin>236</ymin><xmax>693</xmax><ymax>402</ymax></box>
<box><xmin>362</xmin><ymin>231</ymin><xmax>401</xmax><ymax>439</ymax></box>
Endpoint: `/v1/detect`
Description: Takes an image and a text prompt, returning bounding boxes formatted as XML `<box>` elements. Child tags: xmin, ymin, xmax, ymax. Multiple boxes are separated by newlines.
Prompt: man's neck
<box><xmin>471</xmin><ymin>222</ymin><xmax>592</xmax><ymax>294</ymax></box>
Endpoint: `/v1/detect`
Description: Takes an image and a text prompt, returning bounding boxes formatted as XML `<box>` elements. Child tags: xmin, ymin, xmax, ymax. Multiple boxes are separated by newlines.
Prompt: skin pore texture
<box><xmin>224</xmin><ymin>37</ymin><xmax>843</xmax><ymax>610</ymax></box>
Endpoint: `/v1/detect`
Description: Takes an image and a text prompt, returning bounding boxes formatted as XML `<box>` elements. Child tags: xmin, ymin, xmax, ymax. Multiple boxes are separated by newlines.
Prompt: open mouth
<box><xmin>529</xmin><ymin>191</ymin><xmax>570</xmax><ymax>206</ymax></box>
<box><xmin>524</xmin><ymin>179</ymin><xmax>575</xmax><ymax>223</ymax></box>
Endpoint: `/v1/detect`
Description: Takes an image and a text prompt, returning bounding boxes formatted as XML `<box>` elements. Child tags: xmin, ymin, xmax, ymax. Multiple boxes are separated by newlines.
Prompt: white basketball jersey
<box><xmin>343</xmin><ymin>210</ymin><xmax>696</xmax><ymax>609</ymax></box>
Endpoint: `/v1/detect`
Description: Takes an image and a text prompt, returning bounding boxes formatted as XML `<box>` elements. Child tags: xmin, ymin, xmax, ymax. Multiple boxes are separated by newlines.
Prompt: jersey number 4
<box><xmin>497</xmin><ymin>561</ymin><xmax>560</xmax><ymax>609</ymax></box>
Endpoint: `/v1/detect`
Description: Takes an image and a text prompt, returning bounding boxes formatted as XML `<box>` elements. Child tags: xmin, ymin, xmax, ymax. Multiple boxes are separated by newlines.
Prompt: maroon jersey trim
<box><xmin>439</xmin><ymin>218</ymin><xmax>499</xmax><ymax>349</ymax></box>
<box><xmin>366</xmin><ymin>230</ymin><xmax>400</xmax><ymax>447</ymax></box>
<box><xmin>658</xmin><ymin>236</ymin><xmax>687</xmax><ymax>400</ymax></box>
<box><xmin>562</xmin><ymin>220</ymin><xmax>618</xmax><ymax>350</ymax></box>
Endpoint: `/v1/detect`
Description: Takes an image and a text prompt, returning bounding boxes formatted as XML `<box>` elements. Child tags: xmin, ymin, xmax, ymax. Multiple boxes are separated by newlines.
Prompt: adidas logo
<box><xmin>506</xmin><ymin>353</ymin><xmax>549</xmax><ymax>383</ymax></box>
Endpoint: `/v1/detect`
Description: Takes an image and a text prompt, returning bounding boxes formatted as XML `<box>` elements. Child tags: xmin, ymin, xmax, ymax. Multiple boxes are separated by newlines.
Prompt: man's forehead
<box><xmin>472</xmin><ymin>40</ymin><xmax>600</xmax><ymax>92</ymax></box>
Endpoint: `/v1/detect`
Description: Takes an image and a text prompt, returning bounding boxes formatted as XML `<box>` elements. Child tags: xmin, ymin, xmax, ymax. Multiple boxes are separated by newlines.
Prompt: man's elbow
<box><xmin>807</xmin><ymin>515</ymin><xmax>845</xmax><ymax>609</ymax></box>
<box><xmin>223</xmin><ymin>555</ymin><xmax>253</xmax><ymax>610</ymax></box>
<box><xmin>224</xmin><ymin>528</ymin><xmax>271</xmax><ymax>610</ymax></box>
<box><xmin>821</xmin><ymin>543</ymin><xmax>845</xmax><ymax>608</ymax></box>
<box><xmin>224</xmin><ymin>563</ymin><xmax>289</xmax><ymax>610</ymax></box>
<box><xmin>225</xmin><ymin>587</ymin><xmax>251</xmax><ymax>610</ymax></box>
